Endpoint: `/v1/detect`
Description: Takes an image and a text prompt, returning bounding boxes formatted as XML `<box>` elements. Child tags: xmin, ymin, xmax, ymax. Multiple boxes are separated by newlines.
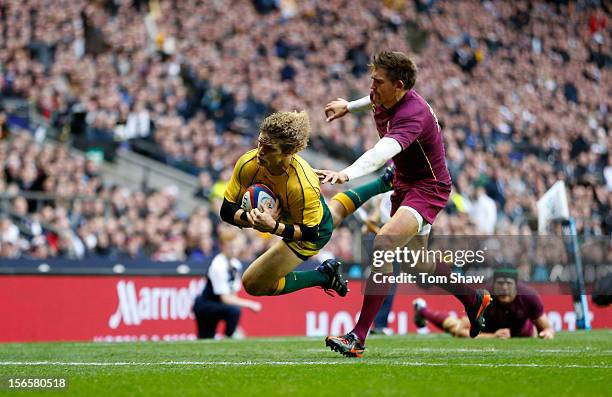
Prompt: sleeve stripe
<box><xmin>292</xmin><ymin>160</ymin><xmax>323</xmax><ymax>225</ymax></box>
<box><xmin>415</xmin><ymin>139</ymin><xmax>437</xmax><ymax>181</ymax></box>
<box><xmin>289</xmin><ymin>164</ymin><xmax>306</xmax><ymax>223</ymax></box>
<box><xmin>249</xmin><ymin>168</ymin><xmax>261</xmax><ymax>187</ymax></box>
<box><xmin>295</xmin><ymin>159</ymin><xmax>320</xmax><ymax>194</ymax></box>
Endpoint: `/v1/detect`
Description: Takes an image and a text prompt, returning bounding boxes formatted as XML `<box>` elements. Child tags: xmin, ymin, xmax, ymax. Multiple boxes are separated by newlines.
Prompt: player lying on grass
<box><xmin>318</xmin><ymin>50</ymin><xmax>492</xmax><ymax>357</ymax></box>
<box><xmin>413</xmin><ymin>268</ymin><xmax>554</xmax><ymax>339</ymax></box>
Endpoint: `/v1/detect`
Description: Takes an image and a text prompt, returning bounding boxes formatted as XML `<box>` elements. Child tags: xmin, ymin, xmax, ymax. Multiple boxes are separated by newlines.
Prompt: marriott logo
<box><xmin>108</xmin><ymin>280</ymin><xmax>204</xmax><ymax>329</ymax></box>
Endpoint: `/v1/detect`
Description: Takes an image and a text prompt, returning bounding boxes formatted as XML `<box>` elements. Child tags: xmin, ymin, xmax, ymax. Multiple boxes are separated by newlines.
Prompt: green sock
<box><xmin>336</xmin><ymin>173</ymin><xmax>393</xmax><ymax>212</ymax></box>
<box><xmin>275</xmin><ymin>270</ymin><xmax>329</xmax><ymax>295</ymax></box>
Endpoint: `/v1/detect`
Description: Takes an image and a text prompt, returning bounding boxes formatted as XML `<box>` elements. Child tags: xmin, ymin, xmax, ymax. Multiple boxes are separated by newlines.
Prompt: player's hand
<box><xmin>324</xmin><ymin>98</ymin><xmax>349</xmax><ymax>122</ymax></box>
<box><xmin>266</xmin><ymin>202</ymin><xmax>282</xmax><ymax>221</ymax></box>
<box><xmin>249</xmin><ymin>301</ymin><xmax>262</xmax><ymax>312</ymax></box>
<box><xmin>247</xmin><ymin>208</ymin><xmax>276</xmax><ymax>233</ymax></box>
<box><xmin>494</xmin><ymin>328</ymin><xmax>511</xmax><ymax>339</ymax></box>
<box><xmin>538</xmin><ymin>329</ymin><xmax>554</xmax><ymax>340</ymax></box>
<box><xmin>314</xmin><ymin>169</ymin><xmax>349</xmax><ymax>185</ymax></box>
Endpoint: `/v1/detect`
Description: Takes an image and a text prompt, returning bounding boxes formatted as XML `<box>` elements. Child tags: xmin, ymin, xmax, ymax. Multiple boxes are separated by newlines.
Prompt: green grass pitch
<box><xmin>0</xmin><ymin>331</ymin><xmax>610</xmax><ymax>397</ymax></box>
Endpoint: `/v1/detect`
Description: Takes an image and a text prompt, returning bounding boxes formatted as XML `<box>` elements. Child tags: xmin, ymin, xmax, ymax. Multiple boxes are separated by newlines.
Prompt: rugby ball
<box><xmin>241</xmin><ymin>184</ymin><xmax>277</xmax><ymax>212</ymax></box>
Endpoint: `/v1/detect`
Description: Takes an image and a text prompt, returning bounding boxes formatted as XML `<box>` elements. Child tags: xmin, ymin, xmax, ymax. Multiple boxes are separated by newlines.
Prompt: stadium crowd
<box><xmin>0</xmin><ymin>1</ymin><xmax>610</xmax><ymax>276</ymax></box>
<box><xmin>0</xmin><ymin>131</ymin><xmax>282</xmax><ymax>262</ymax></box>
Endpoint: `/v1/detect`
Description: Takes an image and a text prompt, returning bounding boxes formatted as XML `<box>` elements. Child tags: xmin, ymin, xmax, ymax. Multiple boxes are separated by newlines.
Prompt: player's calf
<box><xmin>329</xmin><ymin>199</ymin><xmax>349</xmax><ymax>229</ymax></box>
<box><xmin>329</xmin><ymin>166</ymin><xmax>395</xmax><ymax>228</ymax></box>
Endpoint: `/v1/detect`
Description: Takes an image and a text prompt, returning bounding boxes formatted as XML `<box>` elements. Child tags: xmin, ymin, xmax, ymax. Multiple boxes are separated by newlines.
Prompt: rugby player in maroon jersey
<box><xmin>318</xmin><ymin>51</ymin><xmax>492</xmax><ymax>357</ymax></box>
<box><xmin>413</xmin><ymin>268</ymin><xmax>554</xmax><ymax>340</ymax></box>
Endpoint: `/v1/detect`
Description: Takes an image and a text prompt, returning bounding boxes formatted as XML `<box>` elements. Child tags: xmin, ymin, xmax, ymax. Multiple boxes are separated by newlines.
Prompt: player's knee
<box><xmin>241</xmin><ymin>269</ymin><xmax>263</xmax><ymax>295</ymax></box>
<box><xmin>242</xmin><ymin>275</ymin><xmax>273</xmax><ymax>296</ymax></box>
<box><xmin>243</xmin><ymin>282</ymin><xmax>268</xmax><ymax>296</ymax></box>
<box><xmin>242</xmin><ymin>282</ymin><xmax>268</xmax><ymax>296</ymax></box>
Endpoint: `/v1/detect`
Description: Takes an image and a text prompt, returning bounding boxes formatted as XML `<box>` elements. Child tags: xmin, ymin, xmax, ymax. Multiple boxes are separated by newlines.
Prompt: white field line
<box><xmin>33</xmin><ymin>337</ymin><xmax>320</xmax><ymax>347</ymax></box>
<box><xmin>302</xmin><ymin>348</ymin><xmax>611</xmax><ymax>354</ymax></box>
<box><xmin>0</xmin><ymin>361</ymin><xmax>609</xmax><ymax>369</ymax></box>
<box><xmin>40</xmin><ymin>342</ymin><xmax>612</xmax><ymax>355</ymax></box>
<box><xmin>30</xmin><ymin>332</ymin><xmax>612</xmax><ymax>347</ymax></box>
<box><xmin>386</xmin><ymin>348</ymin><xmax>612</xmax><ymax>354</ymax></box>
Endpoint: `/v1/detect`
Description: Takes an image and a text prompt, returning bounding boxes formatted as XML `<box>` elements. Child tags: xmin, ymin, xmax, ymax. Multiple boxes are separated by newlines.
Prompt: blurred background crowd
<box><xmin>0</xmin><ymin>0</ymin><xmax>610</xmax><ymax>280</ymax></box>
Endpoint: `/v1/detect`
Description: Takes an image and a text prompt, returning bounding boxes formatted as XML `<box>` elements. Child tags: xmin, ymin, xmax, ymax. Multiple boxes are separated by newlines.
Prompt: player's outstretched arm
<box><xmin>534</xmin><ymin>314</ymin><xmax>555</xmax><ymax>339</ymax></box>
<box><xmin>325</xmin><ymin>98</ymin><xmax>349</xmax><ymax>122</ymax></box>
<box><xmin>314</xmin><ymin>169</ymin><xmax>349</xmax><ymax>185</ymax></box>
<box><xmin>316</xmin><ymin>137</ymin><xmax>402</xmax><ymax>185</ymax></box>
<box><xmin>325</xmin><ymin>96</ymin><xmax>371</xmax><ymax>122</ymax></box>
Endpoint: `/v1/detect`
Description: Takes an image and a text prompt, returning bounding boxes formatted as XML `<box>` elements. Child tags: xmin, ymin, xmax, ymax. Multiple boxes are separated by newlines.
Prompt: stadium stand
<box><xmin>0</xmin><ymin>1</ymin><xmax>610</xmax><ymax>280</ymax></box>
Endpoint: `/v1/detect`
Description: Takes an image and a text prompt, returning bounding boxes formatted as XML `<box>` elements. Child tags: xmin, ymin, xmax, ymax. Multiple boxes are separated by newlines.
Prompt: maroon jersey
<box><xmin>372</xmin><ymin>90</ymin><xmax>451</xmax><ymax>223</ymax></box>
<box><xmin>484</xmin><ymin>283</ymin><xmax>544</xmax><ymax>337</ymax></box>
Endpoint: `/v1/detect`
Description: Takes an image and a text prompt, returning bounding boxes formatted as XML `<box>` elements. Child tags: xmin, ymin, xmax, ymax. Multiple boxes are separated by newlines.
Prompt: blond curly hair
<box><xmin>259</xmin><ymin>111</ymin><xmax>310</xmax><ymax>154</ymax></box>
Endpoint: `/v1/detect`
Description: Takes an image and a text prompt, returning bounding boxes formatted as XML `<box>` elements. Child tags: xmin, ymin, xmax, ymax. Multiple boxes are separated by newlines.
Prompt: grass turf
<box><xmin>0</xmin><ymin>331</ymin><xmax>610</xmax><ymax>397</ymax></box>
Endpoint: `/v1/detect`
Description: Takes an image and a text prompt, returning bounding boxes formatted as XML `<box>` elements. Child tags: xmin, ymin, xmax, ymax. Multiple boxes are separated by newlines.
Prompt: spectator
<box><xmin>0</xmin><ymin>0</ymin><xmax>609</xmax><ymax>263</ymax></box>
<box><xmin>470</xmin><ymin>187</ymin><xmax>497</xmax><ymax>234</ymax></box>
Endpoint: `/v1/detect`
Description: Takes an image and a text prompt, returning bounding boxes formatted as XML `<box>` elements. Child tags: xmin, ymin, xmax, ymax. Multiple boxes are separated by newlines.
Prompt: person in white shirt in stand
<box><xmin>193</xmin><ymin>227</ymin><xmax>262</xmax><ymax>339</ymax></box>
<box><xmin>471</xmin><ymin>187</ymin><xmax>497</xmax><ymax>234</ymax></box>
